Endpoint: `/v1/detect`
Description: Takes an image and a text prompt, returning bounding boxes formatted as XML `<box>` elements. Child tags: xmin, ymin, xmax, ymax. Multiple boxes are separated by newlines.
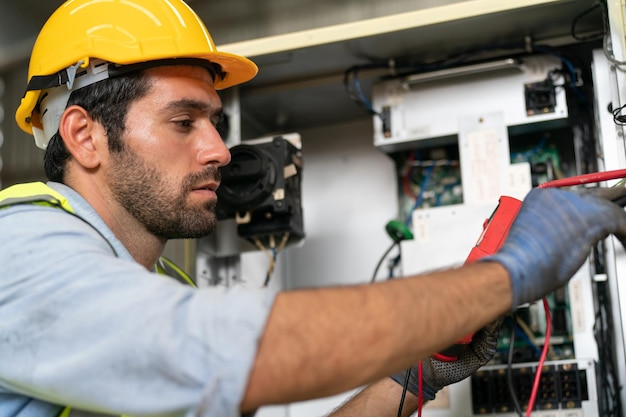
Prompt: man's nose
<box><xmin>198</xmin><ymin>124</ymin><xmax>231</xmax><ymax>167</ymax></box>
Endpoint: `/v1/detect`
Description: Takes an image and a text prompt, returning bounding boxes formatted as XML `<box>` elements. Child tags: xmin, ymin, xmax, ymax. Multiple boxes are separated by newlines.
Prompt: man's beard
<box><xmin>108</xmin><ymin>146</ymin><xmax>221</xmax><ymax>240</ymax></box>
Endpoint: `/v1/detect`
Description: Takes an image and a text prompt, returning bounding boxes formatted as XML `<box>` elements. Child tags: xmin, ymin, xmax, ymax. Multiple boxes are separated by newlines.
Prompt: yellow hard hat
<box><xmin>15</xmin><ymin>0</ymin><xmax>258</xmax><ymax>143</ymax></box>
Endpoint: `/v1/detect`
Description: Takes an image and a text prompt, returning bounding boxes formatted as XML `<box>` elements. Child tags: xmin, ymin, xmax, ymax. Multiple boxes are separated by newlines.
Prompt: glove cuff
<box><xmin>390</xmin><ymin>368</ymin><xmax>437</xmax><ymax>401</ymax></box>
<box><xmin>478</xmin><ymin>255</ymin><xmax>527</xmax><ymax>310</ymax></box>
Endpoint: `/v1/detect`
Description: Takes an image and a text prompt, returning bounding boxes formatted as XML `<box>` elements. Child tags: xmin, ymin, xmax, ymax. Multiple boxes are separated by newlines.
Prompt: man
<box><xmin>2</xmin><ymin>1</ymin><xmax>626</xmax><ymax>417</ymax></box>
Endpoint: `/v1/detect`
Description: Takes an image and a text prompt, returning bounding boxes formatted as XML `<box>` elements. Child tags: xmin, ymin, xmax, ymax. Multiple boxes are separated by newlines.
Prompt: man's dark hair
<box><xmin>43</xmin><ymin>71</ymin><xmax>152</xmax><ymax>182</ymax></box>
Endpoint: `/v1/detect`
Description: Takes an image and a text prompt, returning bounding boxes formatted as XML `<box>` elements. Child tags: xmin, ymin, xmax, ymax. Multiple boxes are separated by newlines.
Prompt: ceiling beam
<box><xmin>217</xmin><ymin>0</ymin><xmax>566</xmax><ymax>57</ymax></box>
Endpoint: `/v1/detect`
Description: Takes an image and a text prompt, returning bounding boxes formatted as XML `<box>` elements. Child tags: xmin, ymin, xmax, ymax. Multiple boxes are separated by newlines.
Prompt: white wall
<box><xmin>279</xmin><ymin>117</ymin><xmax>398</xmax><ymax>289</ymax></box>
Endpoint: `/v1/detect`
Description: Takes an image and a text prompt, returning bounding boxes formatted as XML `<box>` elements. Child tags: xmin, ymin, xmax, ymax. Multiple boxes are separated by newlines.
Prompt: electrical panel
<box><xmin>372</xmin><ymin>55</ymin><xmax>579</xmax><ymax>226</ymax></box>
<box><xmin>471</xmin><ymin>359</ymin><xmax>596</xmax><ymax>415</ymax></box>
<box><xmin>371</xmin><ymin>53</ymin><xmax>606</xmax><ymax>416</ymax></box>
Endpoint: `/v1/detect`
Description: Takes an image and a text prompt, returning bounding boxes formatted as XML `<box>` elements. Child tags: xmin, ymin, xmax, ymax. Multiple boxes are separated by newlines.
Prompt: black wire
<box><xmin>388</xmin><ymin>253</ymin><xmax>402</xmax><ymax>279</ymax></box>
<box><xmin>342</xmin><ymin>66</ymin><xmax>360</xmax><ymax>104</ymax></box>
<box><xmin>343</xmin><ymin>64</ymin><xmax>387</xmax><ymax>118</ymax></box>
<box><xmin>506</xmin><ymin>317</ymin><xmax>524</xmax><ymax>417</ymax></box>
<box><xmin>370</xmin><ymin>241</ymin><xmax>399</xmax><ymax>283</ymax></box>
<box><xmin>263</xmin><ymin>248</ymin><xmax>277</xmax><ymax>287</ymax></box>
<box><xmin>396</xmin><ymin>368</ymin><xmax>411</xmax><ymax>417</ymax></box>
<box><xmin>611</xmin><ymin>194</ymin><xmax>626</xmax><ymax>207</ymax></box>
<box><xmin>593</xmin><ymin>279</ymin><xmax>623</xmax><ymax>416</ymax></box>
<box><xmin>391</xmin><ymin>41</ymin><xmax>524</xmax><ymax>76</ymax></box>
<box><xmin>571</xmin><ymin>1</ymin><xmax>606</xmax><ymax>42</ymax></box>
<box><xmin>612</xmin><ymin>103</ymin><xmax>626</xmax><ymax>126</ymax></box>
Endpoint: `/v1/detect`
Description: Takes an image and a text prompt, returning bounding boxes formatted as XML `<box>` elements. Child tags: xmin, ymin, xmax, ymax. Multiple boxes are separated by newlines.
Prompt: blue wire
<box><xmin>405</xmin><ymin>165</ymin><xmax>434</xmax><ymax>227</ymax></box>
<box><xmin>533</xmin><ymin>45</ymin><xmax>587</xmax><ymax>103</ymax></box>
<box><xmin>514</xmin><ymin>324</ymin><xmax>542</xmax><ymax>357</ymax></box>
<box><xmin>353</xmin><ymin>70</ymin><xmax>378</xmax><ymax>116</ymax></box>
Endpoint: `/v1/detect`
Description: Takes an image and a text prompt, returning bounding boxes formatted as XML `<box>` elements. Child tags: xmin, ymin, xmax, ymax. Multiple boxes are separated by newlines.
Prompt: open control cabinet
<box><xmin>372</xmin><ymin>46</ymin><xmax>618</xmax><ymax>416</ymax></box>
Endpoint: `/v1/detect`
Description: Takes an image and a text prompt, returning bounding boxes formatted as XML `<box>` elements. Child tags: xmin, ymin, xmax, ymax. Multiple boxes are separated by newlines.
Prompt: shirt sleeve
<box><xmin>0</xmin><ymin>204</ymin><xmax>277</xmax><ymax>417</ymax></box>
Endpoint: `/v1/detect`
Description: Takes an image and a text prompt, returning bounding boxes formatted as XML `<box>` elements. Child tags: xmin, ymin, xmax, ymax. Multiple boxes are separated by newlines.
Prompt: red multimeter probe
<box><xmin>432</xmin><ymin>195</ymin><xmax>522</xmax><ymax>362</ymax></box>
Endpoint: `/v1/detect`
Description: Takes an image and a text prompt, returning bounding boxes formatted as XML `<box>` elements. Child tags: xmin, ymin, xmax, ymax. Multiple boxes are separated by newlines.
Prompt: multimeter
<box><xmin>433</xmin><ymin>195</ymin><xmax>523</xmax><ymax>362</ymax></box>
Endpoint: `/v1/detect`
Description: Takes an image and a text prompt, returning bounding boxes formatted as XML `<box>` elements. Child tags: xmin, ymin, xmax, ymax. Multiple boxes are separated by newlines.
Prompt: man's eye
<box><xmin>176</xmin><ymin>119</ymin><xmax>193</xmax><ymax>128</ymax></box>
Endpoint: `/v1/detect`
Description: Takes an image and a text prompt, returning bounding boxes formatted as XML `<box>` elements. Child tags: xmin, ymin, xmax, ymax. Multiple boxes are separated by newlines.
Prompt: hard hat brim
<box><xmin>209</xmin><ymin>50</ymin><xmax>258</xmax><ymax>90</ymax></box>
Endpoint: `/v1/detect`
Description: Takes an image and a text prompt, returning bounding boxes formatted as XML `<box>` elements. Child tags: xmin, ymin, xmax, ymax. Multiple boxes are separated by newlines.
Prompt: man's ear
<box><xmin>58</xmin><ymin>105</ymin><xmax>104</xmax><ymax>169</ymax></box>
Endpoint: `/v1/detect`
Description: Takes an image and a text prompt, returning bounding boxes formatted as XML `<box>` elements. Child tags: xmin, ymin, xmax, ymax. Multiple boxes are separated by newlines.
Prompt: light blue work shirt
<box><xmin>0</xmin><ymin>182</ymin><xmax>276</xmax><ymax>417</ymax></box>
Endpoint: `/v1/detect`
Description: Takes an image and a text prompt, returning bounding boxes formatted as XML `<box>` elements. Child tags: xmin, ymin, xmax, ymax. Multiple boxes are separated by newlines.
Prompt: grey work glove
<box><xmin>482</xmin><ymin>186</ymin><xmax>626</xmax><ymax>309</ymax></box>
<box><xmin>390</xmin><ymin>319</ymin><xmax>501</xmax><ymax>400</ymax></box>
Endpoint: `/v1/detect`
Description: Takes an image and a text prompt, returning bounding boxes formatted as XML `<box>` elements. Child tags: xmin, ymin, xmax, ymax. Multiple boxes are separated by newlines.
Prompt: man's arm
<box><xmin>241</xmin><ymin>186</ymin><xmax>626</xmax><ymax>412</ymax></box>
<box><xmin>241</xmin><ymin>261</ymin><xmax>511</xmax><ymax>411</ymax></box>
<box><xmin>327</xmin><ymin>378</ymin><xmax>418</xmax><ymax>417</ymax></box>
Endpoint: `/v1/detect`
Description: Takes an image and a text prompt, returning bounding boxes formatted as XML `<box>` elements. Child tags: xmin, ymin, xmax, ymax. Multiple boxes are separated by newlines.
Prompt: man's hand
<box><xmin>482</xmin><ymin>186</ymin><xmax>626</xmax><ymax>309</ymax></box>
<box><xmin>390</xmin><ymin>318</ymin><xmax>501</xmax><ymax>401</ymax></box>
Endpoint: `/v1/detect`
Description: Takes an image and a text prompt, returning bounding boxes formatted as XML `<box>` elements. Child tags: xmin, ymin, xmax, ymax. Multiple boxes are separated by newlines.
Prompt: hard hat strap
<box><xmin>107</xmin><ymin>57</ymin><xmax>224</xmax><ymax>81</ymax></box>
<box><xmin>28</xmin><ymin>59</ymin><xmax>109</xmax><ymax>92</ymax></box>
<box><xmin>26</xmin><ymin>58</ymin><xmax>224</xmax><ymax>93</ymax></box>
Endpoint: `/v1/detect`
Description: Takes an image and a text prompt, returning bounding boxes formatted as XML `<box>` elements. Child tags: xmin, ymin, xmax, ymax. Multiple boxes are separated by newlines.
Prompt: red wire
<box><xmin>525</xmin><ymin>297</ymin><xmax>552</xmax><ymax>416</ymax></box>
<box><xmin>417</xmin><ymin>361</ymin><xmax>423</xmax><ymax>417</ymax></box>
<box><xmin>537</xmin><ymin>168</ymin><xmax>626</xmax><ymax>188</ymax></box>
<box><xmin>403</xmin><ymin>174</ymin><xmax>416</xmax><ymax>199</ymax></box>
<box><xmin>403</xmin><ymin>153</ymin><xmax>417</xmax><ymax>199</ymax></box>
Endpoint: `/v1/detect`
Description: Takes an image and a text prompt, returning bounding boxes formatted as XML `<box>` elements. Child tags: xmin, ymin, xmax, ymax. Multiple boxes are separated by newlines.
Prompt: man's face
<box><xmin>106</xmin><ymin>65</ymin><xmax>231</xmax><ymax>239</ymax></box>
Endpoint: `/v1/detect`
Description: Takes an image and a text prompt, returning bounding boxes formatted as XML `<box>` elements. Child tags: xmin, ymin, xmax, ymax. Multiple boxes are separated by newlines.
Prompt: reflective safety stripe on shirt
<box><xmin>0</xmin><ymin>181</ymin><xmax>75</xmax><ymax>212</ymax></box>
<box><xmin>0</xmin><ymin>182</ymin><xmax>197</xmax><ymax>417</ymax></box>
